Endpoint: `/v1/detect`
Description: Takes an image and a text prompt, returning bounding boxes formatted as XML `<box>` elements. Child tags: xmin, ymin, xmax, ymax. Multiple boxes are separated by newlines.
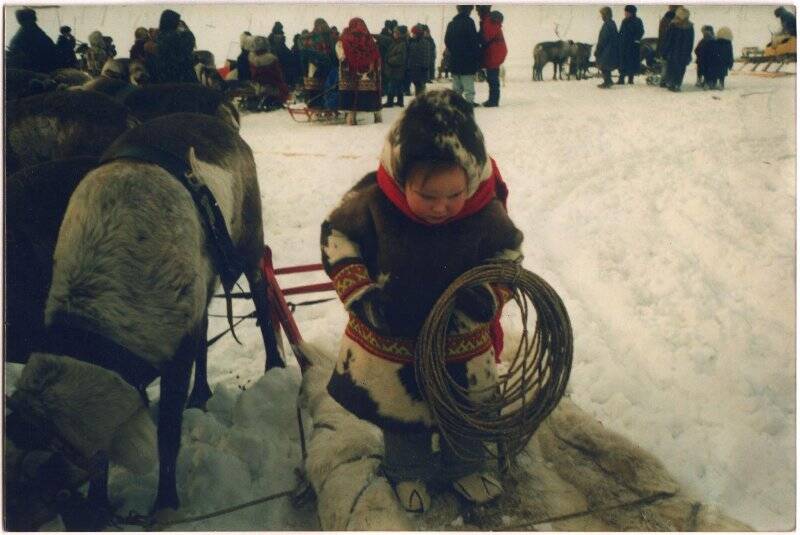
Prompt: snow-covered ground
<box><xmin>3</xmin><ymin>2</ymin><xmax>796</xmax><ymax>531</ymax></box>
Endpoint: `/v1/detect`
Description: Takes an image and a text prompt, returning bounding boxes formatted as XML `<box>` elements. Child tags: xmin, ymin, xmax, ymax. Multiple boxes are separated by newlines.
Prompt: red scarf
<box><xmin>376</xmin><ymin>158</ymin><xmax>509</xmax><ymax>361</ymax></box>
<box><xmin>340</xmin><ymin>18</ymin><xmax>381</xmax><ymax>74</ymax></box>
<box><xmin>376</xmin><ymin>158</ymin><xmax>507</xmax><ymax>226</ymax></box>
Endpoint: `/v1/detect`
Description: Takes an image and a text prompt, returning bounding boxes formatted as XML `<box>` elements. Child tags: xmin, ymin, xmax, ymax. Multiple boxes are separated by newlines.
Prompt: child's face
<box><xmin>404</xmin><ymin>165</ymin><xmax>468</xmax><ymax>224</ymax></box>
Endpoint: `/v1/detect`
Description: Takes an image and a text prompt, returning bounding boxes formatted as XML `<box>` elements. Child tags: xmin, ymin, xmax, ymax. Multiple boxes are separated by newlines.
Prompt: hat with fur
<box><xmin>624</xmin><ymin>4</ymin><xmax>637</xmax><ymax>15</ymax></box>
<box><xmin>60</xmin><ymin>25</ymin><xmax>72</xmax><ymax>35</ymax></box>
<box><xmin>675</xmin><ymin>7</ymin><xmax>690</xmax><ymax>21</ymax></box>
<box><xmin>379</xmin><ymin>89</ymin><xmax>491</xmax><ymax>197</ymax></box>
<box><xmin>252</xmin><ymin>35</ymin><xmax>270</xmax><ymax>53</ymax></box>
<box><xmin>716</xmin><ymin>26</ymin><xmax>732</xmax><ymax>40</ymax></box>
<box><xmin>600</xmin><ymin>6</ymin><xmax>613</xmax><ymax>19</ymax></box>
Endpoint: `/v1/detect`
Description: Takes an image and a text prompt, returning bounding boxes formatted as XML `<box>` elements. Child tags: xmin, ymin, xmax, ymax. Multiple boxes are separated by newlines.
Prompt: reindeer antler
<box><xmin>554</xmin><ymin>23</ymin><xmax>561</xmax><ymax>38</ymax></box>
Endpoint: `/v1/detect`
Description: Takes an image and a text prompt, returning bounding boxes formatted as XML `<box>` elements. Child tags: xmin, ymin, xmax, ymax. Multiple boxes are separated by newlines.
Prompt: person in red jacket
<box><xmin>476</xmin><ymin>5</ymin><xmax>507</xmax><ymax>107</ymax></box>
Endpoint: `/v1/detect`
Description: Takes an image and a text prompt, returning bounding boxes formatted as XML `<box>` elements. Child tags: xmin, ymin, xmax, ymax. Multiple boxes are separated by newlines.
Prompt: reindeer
<box><xmin>122</xmin><ymin>83</ymin><xmax>240</xmax><ymax>130</ymax></box>
<box><xmin>9</xmin><ymin>112</ymin><xmax>285</xmax><ymax>521</ymax></box>
<box><xmin>5</xmin><ymin>89</ymin><xmax>134</xmax><ymax>175</ymax></box>
<box><xmin>532</xmin><ymin>40</ymin><xmax>574</xmax><ymax>81</ymax></box>
<box><xmin>567</xmin><ymin>42</ymin><xmax>593</xmax><ymax>80</ymax></box>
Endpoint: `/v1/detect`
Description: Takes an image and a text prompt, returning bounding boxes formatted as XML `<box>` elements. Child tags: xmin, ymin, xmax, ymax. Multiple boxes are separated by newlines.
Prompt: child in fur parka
<box><xmin>321</xmin><ymin>89</ymin><xmax>523</xmax><ymax>513</ymax></box>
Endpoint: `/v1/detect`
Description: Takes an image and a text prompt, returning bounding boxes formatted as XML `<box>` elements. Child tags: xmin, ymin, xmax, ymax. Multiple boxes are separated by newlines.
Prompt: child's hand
<box><xmin>350</xmin><ymin>286</ymin><xmax>390</xmax><ymax>332</ymax></box>
<box><xmin>453</xmin><ymin>284</ymin><xmax>497</xmax><ymax>323</ymax></box>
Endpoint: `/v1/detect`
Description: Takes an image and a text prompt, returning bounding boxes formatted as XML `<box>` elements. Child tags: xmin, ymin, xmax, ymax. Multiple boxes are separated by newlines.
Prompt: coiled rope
<box><xmin>415</xmin><ymin>261</ymin><xmax>573</xmax><ymax>461</ymax></box>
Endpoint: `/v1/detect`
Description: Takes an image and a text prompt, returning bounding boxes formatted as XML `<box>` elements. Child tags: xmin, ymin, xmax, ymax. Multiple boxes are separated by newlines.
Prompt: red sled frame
<box><xmin>259</xmin><ymin>245</ymin><xmax>334</xmax><ymax>372</ymax></box>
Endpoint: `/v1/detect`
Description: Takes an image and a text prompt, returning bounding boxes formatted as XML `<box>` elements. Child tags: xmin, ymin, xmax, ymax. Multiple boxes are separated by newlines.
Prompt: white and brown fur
<box><xmin>11</xmin><ymin>112</ymin><xmax>280</xmax><ymax>514</ymax></box>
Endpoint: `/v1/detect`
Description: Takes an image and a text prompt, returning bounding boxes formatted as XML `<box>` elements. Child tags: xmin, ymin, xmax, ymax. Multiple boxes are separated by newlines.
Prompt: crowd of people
<box><xmin>5</xmin><ymin>5</ymin><xmax>508</xmax><ymax>112</ymax></box>
<box><xmin>596</xmin><ymin>4</ymin><xmax>794</xmax><ymax>92</ymax></box>
<box><xmin>7</xmin><ymin>4</ymin><xmax>794</xmax><ymax>107</ymax></box>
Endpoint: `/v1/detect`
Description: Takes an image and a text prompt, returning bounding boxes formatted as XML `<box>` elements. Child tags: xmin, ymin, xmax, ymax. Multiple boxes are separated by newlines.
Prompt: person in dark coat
<box><xmin>477</xmin><ymin>6</ymin><xmax>507</xmax><ymax>107</ymax></box>
<box><xmin>399</xmin><ymin>25</ymin><xmax>413</xmax><ymax>97</ymax></box>
<box><xmin>235</xmin><ymin>32</ymin><xmax>253</xmax><ymax>81</ymax></box>
<box><xmin>423</xmin><ymin>25</ymin><xmax>436</xmax><ymax>82</ymax></box>
<box><xmin>693</xmin><ymin>25</ymin><xmax>714</xmax><ymax>87</ymax></box>
<box><xmin>151</xmin><ymin>9</ymin><xmax>198</xmax><ymax>84</ymax></box>
<box><xmin>775</xmin><ymin>6</ymin><xmax>796</xmax><ymax>37</ymax></box>
<box><xmin>268</xmin><ymin>24</ymin><xmax>297</xmax><ymax>88</ymax></box>
<box><xmin>55</xmin><ymin>25</ymin><xmax>78</xmax><ymax>69</ymax></box>
<box><xmin>660</xmin><ymin>7</ymin><xmax>694</xmax><ymax>92</ymax></box>
<box><xmin>444</xmin><ymin>5</ymin><xmax>481</xmax><ymax>105</ymax></box>
<box><xmin>617</xmin><ymin>5</ymin><xmax>644</xmax><ymax>84</ymax></box>
<box><xmin>6</xmin><ymin>8</ymin><xmax>58</xmax><ymax>73</ymax></box>
<box><xmin>407</xmin><ymin>24</ymin><xmax>431</xmax><ymax>95</ymax></box>
<box><xmin>595</xmin><ymin>6</ymin><xmax>620</xmax><ymax>88</ymax></box>
<box><xmin>384</xmin><ymin>26</ymin><xmax>408</xmax><ymax>107</ymax></box>
<box><xmin>707</xmin><ymin>26</ymin><xmax>734</xmax><ymax>90</ymax></box>
<box><xmin>657</xmin><ymin>5</ymin><xmax>680</xmax><ymax>57</ymax></box>
<box><xmin>656</xmin><ymin>5</ymin><xmax>679</xmax><ymax>87</ymax></box>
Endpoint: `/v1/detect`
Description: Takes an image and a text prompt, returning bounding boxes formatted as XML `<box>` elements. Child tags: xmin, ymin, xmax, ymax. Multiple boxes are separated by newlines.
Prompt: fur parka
<box><xmin>321</xmin><ymin>175</ymin><xmax>522</xmax><ymax>432</ymax></box>
<box><xmin>249</xmin><ymin>50</ymin><xmax>289</xmax><ymax>102</ymax></box>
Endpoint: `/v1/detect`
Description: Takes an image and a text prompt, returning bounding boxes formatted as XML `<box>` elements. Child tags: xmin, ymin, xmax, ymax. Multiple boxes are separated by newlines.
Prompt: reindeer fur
<box><xmin>5</xmin><ymin>90</ymin><xmax>134</xmax><ymax>175</ymax></box>
<box><xmin>16</xmin><ymin>113</ymin><xmax>272</xmax><ymax>513</ymax></box>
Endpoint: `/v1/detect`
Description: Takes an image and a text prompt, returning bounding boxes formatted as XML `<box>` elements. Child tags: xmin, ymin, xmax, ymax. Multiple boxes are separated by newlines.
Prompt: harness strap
<box><xmin>45</xmin><ymin>313</ymin><xmax>160</xmax><ymax>402</ymax></box>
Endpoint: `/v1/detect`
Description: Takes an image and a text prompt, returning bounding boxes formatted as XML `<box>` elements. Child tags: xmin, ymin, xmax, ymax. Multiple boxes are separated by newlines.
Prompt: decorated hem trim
<box><xmin>344</xmin><ymin>315</ymin><xmax>492</xmax><ymax>365</ymax></box>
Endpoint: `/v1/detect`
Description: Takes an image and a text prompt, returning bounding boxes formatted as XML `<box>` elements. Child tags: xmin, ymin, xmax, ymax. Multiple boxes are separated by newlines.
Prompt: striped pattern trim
<box><xmin>331</xmin><ymin>262</ymin><xmax>373</xmax><ymax>307</ymax></box>
<box><xmin>345</xmin><ymin>315</ymin><xmax>493</xmax><ymax>365</ymax></box>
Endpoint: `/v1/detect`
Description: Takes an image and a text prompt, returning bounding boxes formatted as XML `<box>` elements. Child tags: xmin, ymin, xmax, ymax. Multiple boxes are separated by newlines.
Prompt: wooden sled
<box><xmin>735</xmin><ymin>39</ymin><xmax>796</xmax><ymax>77</ymax></box>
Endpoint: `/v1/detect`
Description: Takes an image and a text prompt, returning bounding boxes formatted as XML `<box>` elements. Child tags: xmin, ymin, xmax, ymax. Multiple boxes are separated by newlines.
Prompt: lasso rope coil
<box><xmin>415</xmin><ymin>261</ymin><xmax>573</xmax><ymax>461</ymax></box>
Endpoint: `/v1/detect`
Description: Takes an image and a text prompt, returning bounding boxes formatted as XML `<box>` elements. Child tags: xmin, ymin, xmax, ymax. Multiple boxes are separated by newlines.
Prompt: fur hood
<box><xmin>379</xmin><ymin>89</ymin><xmax>492</xmax><ymax>197</ymax></box>
<box><xmin>249</xmin><ymin>50</ymin><xmax>279</xmax><ymax>67</ymax></box>
<box><xmin>672</xmin><ymin>7</ymin><xmax>691</xmax><ymax>26</ymax></box>
<box><xmin>716</xmin><ymin>26</ymin><xmax>733</xmax><ymax>41</ymax></box>
<box><xmin>88</xmin><ymin>30</ymin><xmax>105</xmax><ymax>49</ymax></box>
<box><xmin>11</xmin><ymin>353</ymin><xmax>157</xmax><ymax>474</ymax></box>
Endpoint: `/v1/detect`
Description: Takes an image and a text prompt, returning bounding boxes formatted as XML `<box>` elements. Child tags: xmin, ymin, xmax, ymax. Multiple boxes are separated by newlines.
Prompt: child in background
<box><xmin>320</xmin><ymin>89</ymin><xmax>523</xmax><ymax>512</ymax></box>
<box><xmin>712</xmin><ymin>27</ymin><xmax>734</xmax><ymax>89</ymax></box>
<box><xmin>694</xmin><ymin>25</ymin><xmax>714</xmax><ymax>88</ymax></box>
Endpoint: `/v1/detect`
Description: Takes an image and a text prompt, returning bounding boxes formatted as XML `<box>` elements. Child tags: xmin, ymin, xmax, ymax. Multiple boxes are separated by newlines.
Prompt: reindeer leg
<box><xmin>186</xmin><ymin>312</ymin><xmax>212</xmax><ymax>410</ymax></box>
<box><xmin>152</xmin><ymin>333</ymin><xmax>195</xmax><ymax>513</ymax></box>
<box><xmin>246</xmin><ymin>268</ymin><xmax>286</xmax><ymax>371</ymax></box>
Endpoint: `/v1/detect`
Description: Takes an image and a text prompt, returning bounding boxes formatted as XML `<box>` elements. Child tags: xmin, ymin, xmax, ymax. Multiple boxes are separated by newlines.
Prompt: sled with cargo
<box><xmin>735</xmin><ymin>37</ymin><xmax>796</xmax><ymax>77</ymax></box>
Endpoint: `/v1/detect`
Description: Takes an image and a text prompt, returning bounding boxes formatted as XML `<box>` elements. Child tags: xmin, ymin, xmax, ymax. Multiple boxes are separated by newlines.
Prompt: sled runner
<box><xmin>286</xmin><ymin>76</ymin><xmax>344</xmax><ymax>123</ymax></box>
